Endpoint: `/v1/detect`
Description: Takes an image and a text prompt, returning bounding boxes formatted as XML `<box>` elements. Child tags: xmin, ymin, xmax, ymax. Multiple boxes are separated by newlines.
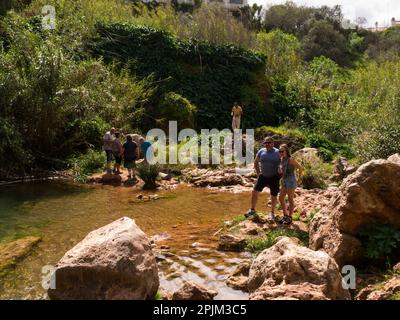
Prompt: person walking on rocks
<box><xmin>122</xmin><ymin>135</ymin><xmax>139</xmax><ymax>180</ymax></box>
<box><xmin>245</xmin><ymin>136</ymin><xmax>281</xmax><ymax>223</ymax></box>
<box><xmin>231</xmin><ymin>102</ymin><xmax>243</xmax><ymax>130</ymax></box>
<box><xmin>103</xmin><ymin>127</ymin><xmax>116</xmax><ymax>173</ymax></box>
<box><xmin>278</xmin><ymin>144</ymin><xmax>303</xmax><ymax>225</ymax></box>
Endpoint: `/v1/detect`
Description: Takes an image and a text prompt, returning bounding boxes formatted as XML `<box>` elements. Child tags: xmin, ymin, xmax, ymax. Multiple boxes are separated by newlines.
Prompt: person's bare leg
<box><xmin>251</xmin><ymin>190</ymin><xmax>259</xmax><ymax>210</ymax></box>
<box><xmin>279</xmin><ymin>188</ymin><xmax>288</xmax><ymax>216</ymax></box>
<box><xmin>270</xmin><ymin>195</ymin><xmax>278</xmax><ymax>215</ymax></box>
<box><xmin>287</xmin><ymin>189</ymin><xmax>295</xmax><ymax>217</ymax></box>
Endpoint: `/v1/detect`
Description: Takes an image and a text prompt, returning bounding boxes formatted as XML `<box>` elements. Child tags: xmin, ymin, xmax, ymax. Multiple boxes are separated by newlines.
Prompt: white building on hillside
<box><xmin>391</xmin><ymin>17</ymin><xmax>400</xmax><ymax>27</ymax></box>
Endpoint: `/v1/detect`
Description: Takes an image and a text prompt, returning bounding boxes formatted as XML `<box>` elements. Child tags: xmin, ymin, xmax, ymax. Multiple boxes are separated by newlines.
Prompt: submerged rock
<box><xmin>309</xmin><ymin>156</ymin><xmax>400</xmax><ymax>266</ymax></box>
<box><xmin>218</xmin><ymin>234</ymin><xmax>246</xmax><ymax>252</ymax></box>
<box><xmin>48</xmin><ymin>217</ymin><xmax>159</xmax><ymax>300</ymax></box>
<box><xmin>226</xmin><ymin>261</ymin><xmax>251</xmax><ymax>292</ymax></box>
<box><xmin>248</xmin><ymin>237</ymin><xmax>350</xmax><ymax>300</ymax></box>
<box><xmin>172</xmin><ymin>281</ymin><xmax>217</xmax><ymax>300</ymax></box>
<box><xmin>0</xmin><ymin>236</ymin><xmax>41</xmax><ymax>275</ymax></box>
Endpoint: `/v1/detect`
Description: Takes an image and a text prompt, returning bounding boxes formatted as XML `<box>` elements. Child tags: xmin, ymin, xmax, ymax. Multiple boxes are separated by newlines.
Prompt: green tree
<box><xmin>302</xmin><ymin>20</ymin><xmax>350</xmax><ymax>66</ymax></box>
<box><xmin>256</xmin><ymin>30</ymin><xmax>301</xmax><ymax>78</ymax></box>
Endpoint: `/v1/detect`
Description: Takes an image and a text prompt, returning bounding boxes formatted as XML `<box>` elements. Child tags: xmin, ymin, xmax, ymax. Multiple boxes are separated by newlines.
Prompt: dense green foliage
<box><xmin>359</xmin><ymin>224</ymin><xmax>400</xmax><ymax>261</ymax></box>
<box><xmin>68</xmin><ymin>150</ymin><xmax>106</xmax><ymax>182</ymax></box>
<box><xmin>91</xmin><ymin>22</ymin><xmax>268</xmax><ymax>130</ymax></box>
<box><xmin>0</xmin><ymin>0</ymin><xmax>399</xmax><ymax>177</ymax></box>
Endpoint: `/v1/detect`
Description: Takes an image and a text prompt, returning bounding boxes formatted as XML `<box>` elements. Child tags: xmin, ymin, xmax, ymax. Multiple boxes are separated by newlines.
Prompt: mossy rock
<box><xmin>0</xmin><ymin>236</ymin><xmax>41</xmax><ymax>276</ymax></box>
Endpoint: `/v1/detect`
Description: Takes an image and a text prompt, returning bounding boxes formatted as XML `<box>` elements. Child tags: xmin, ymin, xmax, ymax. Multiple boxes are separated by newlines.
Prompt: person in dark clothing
<box><xmin>122</xmin><ymin>135</ymin><xmax>139</xmax><ymax>179</ymax></box>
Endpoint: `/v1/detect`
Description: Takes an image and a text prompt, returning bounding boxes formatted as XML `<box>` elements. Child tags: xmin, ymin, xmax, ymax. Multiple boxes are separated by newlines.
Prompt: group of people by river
<box><xmin>103</xmin><ymin>103</ymin><xmax>302</xmax><ymax>226</ymax></box>
<box><xmin>103</xmin><ymin>128</ymin><xmax>153</xmax><ymax>179</ymax></box>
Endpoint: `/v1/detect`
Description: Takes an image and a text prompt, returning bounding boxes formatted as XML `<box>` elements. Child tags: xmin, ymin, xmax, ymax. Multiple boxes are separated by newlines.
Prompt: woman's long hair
<box><xmin>279</xmin><ymin>144</ymin><xmax>291</xmax><ymax>158</ymax></box>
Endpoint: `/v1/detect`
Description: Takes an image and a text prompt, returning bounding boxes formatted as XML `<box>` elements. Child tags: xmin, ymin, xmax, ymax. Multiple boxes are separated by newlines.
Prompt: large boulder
<box><xmin>48</xmin><ymin>217</ymin><xmax>159</xmax><ymax>300</ymax></box>
<box><xmin>309</xmin><ymin>156</ymin><xmax>400</xmax><ymax>266</ymax></box>
<box><xmin>293</xmin><ymin>148</ymin><xmax>320</xmax><ymax>163</ymax></box>
<box><xmin>248</xmin><ymin>237</ymin><xmax>350</xmax><ymax>300</ymax></box>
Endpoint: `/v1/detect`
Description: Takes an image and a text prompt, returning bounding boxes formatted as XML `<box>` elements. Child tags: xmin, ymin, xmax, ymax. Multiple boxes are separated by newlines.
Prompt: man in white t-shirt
<box><xmin>103</xmin><ymin>127</ymin><xmax>116</xmax><ymax>173</ymax></box>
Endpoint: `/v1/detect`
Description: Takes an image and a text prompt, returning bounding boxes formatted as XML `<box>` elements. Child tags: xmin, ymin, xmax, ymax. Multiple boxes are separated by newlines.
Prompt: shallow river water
<box><xmin>0</xmin><ymin>181</ymin><xmax>254</xmax><ymax>299</ymax></box>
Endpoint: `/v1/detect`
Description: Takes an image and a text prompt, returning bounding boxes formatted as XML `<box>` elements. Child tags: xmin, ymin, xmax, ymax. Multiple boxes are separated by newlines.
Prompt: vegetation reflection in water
<box><xmin>0</xmin><ymin>182</ymin><xmax>252</xmax><ymax>299</ymax></box>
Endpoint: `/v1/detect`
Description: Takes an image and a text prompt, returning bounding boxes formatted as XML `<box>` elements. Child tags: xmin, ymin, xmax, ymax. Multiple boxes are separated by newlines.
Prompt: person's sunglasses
<box><xmin>264</xmin><ymin>141</ymin><xmax>273</xmax><ymax>145</ymax></box>
<box><xmin>279</xmin><ymin>150</ymin><xmax>285</xmax><ymax>154</ymax></box>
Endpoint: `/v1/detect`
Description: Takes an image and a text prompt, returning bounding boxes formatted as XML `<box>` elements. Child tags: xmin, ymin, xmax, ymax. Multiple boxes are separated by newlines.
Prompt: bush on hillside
<box><xmin>158</xmin><ymin>92</ymin><xmax>197</xmax><ymax>130</ymax></box>
<box><xmin>91</xmin><ymin>22</ymin><xmax>268</xmax><ymax>130</ymax></box>
<box><xmin>254</xmin><ymin>125</ymin><xmax>306</xmax><ymax>152</ymax></box>
<box><xmin>305</xmin><ymin>133</ymin><xmax>354</xmax><ymax>160</ymax></box>
<box><xmin>68</xmin><ymin>150</ymin><xmax>106</xmax><ymax>182</ymax></box>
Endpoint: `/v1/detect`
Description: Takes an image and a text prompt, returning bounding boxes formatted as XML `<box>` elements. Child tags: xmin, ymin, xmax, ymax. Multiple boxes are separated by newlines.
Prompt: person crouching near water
<box><xmin>112</xmin><ymin>132</ymin><xmax>123</xmax><ymax>175</ymax></box>
<box><xmin>245</xmin><ymin>136</ymin><xmax>281</xmax><ymax>223</ymax></box>
<box><xmin>122</xmin><ymin>135</ymin><xmax>139</xmax><ymax>180</ymax></box>
<box><xmin>278</xmin><ymin>144</ymin><xmax>303</xmax><ymax>226</ymax></box>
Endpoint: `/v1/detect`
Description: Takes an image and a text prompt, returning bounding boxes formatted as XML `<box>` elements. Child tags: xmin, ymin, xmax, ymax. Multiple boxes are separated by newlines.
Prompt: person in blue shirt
<box><xmin>245</xmin><ymin>136</ymin><xmax>281</xmax><ymax>223</ymax></box>
<box><xmin>139</xmin><ymin>137</ymin><xmax>153</xmax><ymax>164</ymax></box>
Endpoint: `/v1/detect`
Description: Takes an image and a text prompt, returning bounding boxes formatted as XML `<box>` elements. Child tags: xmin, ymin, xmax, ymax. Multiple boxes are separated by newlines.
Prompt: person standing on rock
<box><xmin>245</xmin><ymin>136</ymin><xmax>281</xmax><ymax>223</ymax></box>
<box><xmin>231</xmin><ymin>102</ymin><xmax>243</xmax><ymax>130</ymax></box>
<box><xmin>112</xmin><ymin>132</ymin><xmax>123</xmax><ymax>175</ymax></box>
<box><xmin>278</xmin><ymin>144</ymin><xmax>303</xmax><ymax>226</ymax></box>
<box><xmin>103</xmin><ymin>127</ymin><xmax>116</xmax><ymax>173</ymax></box>
<box><xmin>122</xmin><ymin>135</ymin><xmax>139</xmax><ymax>180</ymax></box>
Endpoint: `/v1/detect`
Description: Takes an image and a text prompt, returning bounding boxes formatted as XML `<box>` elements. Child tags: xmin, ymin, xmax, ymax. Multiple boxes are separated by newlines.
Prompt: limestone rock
<box><xmin>0</xmin><ymin>236</ymin><xmax>41</xmax><ymax>274</ymax></box>
<box><xmin>48</xmin><ymin>217</ymin><xmax>159</xmax><ymax>300</ymax></box>
<box><xmin>218</xmin><ymin>234</ymin><xmax>246</xmax><ymax>252</ymax></box>
<box><xmin>226</xmin><ymin>261</ymin><xmax>251</xmax><ymax>292</ymax></box>
<box><xmin>248</xmin><ymin>237</ymin><xmax>350</xmax><ymax>300</ymax></box>
<box><xmin>357</xmin><ymin>276</ymin><xmax>400</xmax><ymax>300</ymax></box>
<box><xmin>172</xmin><ymin>281</ymin><xmax>217</xmax><ymax>300</ymax></box>
<box><xmin>309</xmin><ymin>157</ymin><xmax>400</xmax><ymax>266</ymax></box>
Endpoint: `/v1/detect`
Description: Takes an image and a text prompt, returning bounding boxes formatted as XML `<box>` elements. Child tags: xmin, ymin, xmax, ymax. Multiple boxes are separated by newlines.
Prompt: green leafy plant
<box><xmin>298</xmin><ymin>156</ymin><xmax>331</xmax><ymax>190</ymax></box>
<box><xmin>137</xmin><ymin>164</ymin><xmax>160</xmax><ymax>190</ymax></box>
<box><xmin>245</xmin><ymin>228</ymin><xmax>309</xmax><ymax>254</ymax></box>
<box><xmin>359</xmin><ymin>224</ymin><xmax>400</xmax><ymax>260</ymax></box>
<box><xmin>231</xmin><ymin>215</ymin><xmax>246</xmax><ymax>226</ymax></box>
<box><xmin>306</xmin><ymin>208</ymin><xmax>320</xmax><ymax>224</ymax></box>
<box><xmin>292</xmin><ymin>212</ymin><xmax>301</xmax><ymax>221</ymax></box>
<box><xmin>68</xmin><ymin>150</ymin><xmax>106</xmax><ymax>182</ymax></box>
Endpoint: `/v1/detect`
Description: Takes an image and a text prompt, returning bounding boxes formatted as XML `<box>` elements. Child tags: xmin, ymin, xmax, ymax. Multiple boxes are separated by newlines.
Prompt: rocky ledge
<box><xmin>0</xmin><ymin>236</ymin><xmax>41</xmax><ymax>276</ymax></box>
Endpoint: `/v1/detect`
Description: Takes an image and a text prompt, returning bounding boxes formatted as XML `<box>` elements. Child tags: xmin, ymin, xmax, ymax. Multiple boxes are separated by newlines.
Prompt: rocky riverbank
<box><xmin>4</xmin><ymin>154</ymin><xmax>399</xmax><ymax>300</ymax></box>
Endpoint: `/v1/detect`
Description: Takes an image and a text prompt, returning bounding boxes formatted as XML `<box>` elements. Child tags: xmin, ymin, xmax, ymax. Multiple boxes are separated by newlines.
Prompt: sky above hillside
<box><xmin>251</xmin><ymin>0</ymin><xmax>400</xmax><ymax>27</ymax></box>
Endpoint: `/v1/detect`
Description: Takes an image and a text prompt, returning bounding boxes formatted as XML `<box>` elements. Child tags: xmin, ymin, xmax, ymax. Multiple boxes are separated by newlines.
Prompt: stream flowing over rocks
<box><xmin>48</xmin><ymin>217</ymin><xmax>159</xmax><ymax>300</ymax></box>
<box><xmin>309</xmin><ymin>155</ymin><xmax>400</xmax><ymax>266</ymax></box>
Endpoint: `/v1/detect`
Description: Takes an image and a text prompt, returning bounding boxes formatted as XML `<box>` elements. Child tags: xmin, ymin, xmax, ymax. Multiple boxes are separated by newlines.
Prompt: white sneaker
<box><xmin>268</xmin><ymin>213</ymin><xmax>275</xmax><ymax>223</ymax></box>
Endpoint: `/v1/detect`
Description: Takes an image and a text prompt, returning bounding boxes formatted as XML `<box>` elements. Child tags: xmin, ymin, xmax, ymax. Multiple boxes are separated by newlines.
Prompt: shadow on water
<box><xmin>0</xmin><ymin>181</ymin><xmax>252</xmax><ymax>299</ymax></box>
